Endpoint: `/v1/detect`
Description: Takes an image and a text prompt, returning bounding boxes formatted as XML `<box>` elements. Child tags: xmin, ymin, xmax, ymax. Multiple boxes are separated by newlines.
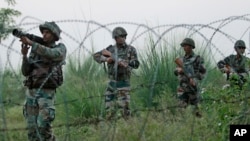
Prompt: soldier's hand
<box><xmin>222</xmin><ymin>67</ymin><xmax>230</xmax><ymax>73</ymax></box>
<box><xmin>21</xmin><ymin>43</ymin><xmax>30</xmax><ymax>56</ymax></box>
<box><xmin>176</xmin><ymin>67</ymin><xmax>183</xmax><ymax>74</ymax></box>
<box><xmin>20</xmin><ymin>36</ymin><xmax>33</xmax><ymax>45</ymax></box>
<box><xmin>106</xmin><ymin>57</ymin><xmax>113</xmax><ymax>64</ymax></box>
<box><xmin>118</xmin><ymin>60</ymin><xmax>128</xmax><ymax>68</ymax></box>
<box><xmin>189</xmin><ymin>78</ymin><xmax>196</xmax><ymax>86</ymax></box>
<box><xmin>102</xmin><ymin>49</ymin><xmax>111</xmax><ymax>57</ymax></box>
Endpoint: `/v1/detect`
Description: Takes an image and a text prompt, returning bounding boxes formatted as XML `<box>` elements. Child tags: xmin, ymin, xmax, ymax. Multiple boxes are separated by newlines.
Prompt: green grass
<box><xmin>1</xmin><ymin>37</ymin><xmax>250</xmax><ymax>141</ymax></box>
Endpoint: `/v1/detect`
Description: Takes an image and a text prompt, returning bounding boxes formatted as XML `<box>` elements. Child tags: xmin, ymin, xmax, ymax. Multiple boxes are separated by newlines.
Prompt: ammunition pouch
<box><xmin>23</xmin><ymin>76</ymin><xmax>33</xmax><ymax>88</ymax></box>
<box><xmin>108</xmin><ymin>63</ymin><xmax>129</xmax><ymax>75</ymax></box>
<box><xmin>24</xmin><ymin>65</ymin><xmax>63</xmax><ymax>89</ymax></box>
<box><xmin>117</xmin><ymin>66</ymin><xmax>129</xmax><ymax>75</ymax></box>
<box><xmin>108</xmin><ymin>68</ymin><xmax>130</xmax><ymax>81</ymax></box>
<box><xmin>117</xmin><ymin>59</ymin><xmax>129</xmax><ymax>75</ymax></box>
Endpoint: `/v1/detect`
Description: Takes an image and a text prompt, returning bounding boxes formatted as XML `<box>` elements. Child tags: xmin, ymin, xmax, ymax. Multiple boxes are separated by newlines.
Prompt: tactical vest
<box><xmin>228</xmin><ymin>55</ymin><xmax>247</xmax><ymax>73</ymax></box>
<box><xmin>24</xmin><ymin>55</ymin><xmax>64</xmax><ymax>89</ymax></box>
<box><xmin>106</xmin><ymin>44</ymin><xmax>133</xmax><ymax>80</ymax></box>
<box><xmin>182</xmin><ymin>54</ymin><xmax>201</xmax><ymax>78</ymax></box>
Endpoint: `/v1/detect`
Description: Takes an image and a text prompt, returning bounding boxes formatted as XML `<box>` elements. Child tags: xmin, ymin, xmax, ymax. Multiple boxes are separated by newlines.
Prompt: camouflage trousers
<box><xmin>177</xmin><ymin>85</ymin><xmax>199</xmax><ymax>108</ymax></box>
<box><xmin>105</xmin><ymin>80</ymin><xmax>131</xmax><ymax>119</ymax></box>
<box><xmin>177</xmin><ymin>87</ymin><xmax>203</xmax><ymax>118</ymax></box>
<box><xmin>23</xmin><ymin>88</ymin><xmax>56</xmax><ymax>141</ymax></box>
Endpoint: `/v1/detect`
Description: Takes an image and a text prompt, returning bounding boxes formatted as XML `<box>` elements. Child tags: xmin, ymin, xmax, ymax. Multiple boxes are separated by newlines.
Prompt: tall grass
<box><xmin>0</xmin><ymin>69</ymin><xmax>25</xmax><ymax>105</ymax></box>
<box><xmin>1</xmin><ymin>36</ymin><xmax>250</xmax><ymax>141</ymax></box>
<box><xmin>56</xmin><ymin>54</ymin><xmax>107</xmax><ymax>120</ymax></box>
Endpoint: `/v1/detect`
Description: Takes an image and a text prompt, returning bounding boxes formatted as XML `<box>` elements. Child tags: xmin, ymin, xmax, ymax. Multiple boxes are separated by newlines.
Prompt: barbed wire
<box><xmin>1</xmin><ymin>78</ymin><xmax>249</xmax><ymax>107</ymax></box>
<box><xmin>1</xmin><ymin>14</ymin><xmax>250</xmax><ymax>140</ymax></box>
<box><xmin>1</xmin><ymin>94</ymin><xmax>249</xmax><ymax>132</ymax></box>
<box><xmin>2</xmin><ymin>14</ymin><xmax>250</xmax><ymax>78</ymax></box>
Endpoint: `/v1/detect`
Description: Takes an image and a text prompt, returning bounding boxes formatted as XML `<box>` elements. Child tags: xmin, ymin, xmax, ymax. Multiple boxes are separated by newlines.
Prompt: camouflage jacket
<box><xmin>174</xmin><ymin>52</ymin><xmax>206</xmax><ymax>85</ymax></box>
<box><xmin>93</xmin><ymin>44</ymin><xmax>139</xmax><ymax>81</ymax></box>
<box><xmin>217</xmin><ymin>54</ymin><xmax>249</xmax><ymax>74</ymax></box>
<box><xmin>22</xmin><ymin>42</ymin><xmax>67</xmax><ymax>88</ymax></box>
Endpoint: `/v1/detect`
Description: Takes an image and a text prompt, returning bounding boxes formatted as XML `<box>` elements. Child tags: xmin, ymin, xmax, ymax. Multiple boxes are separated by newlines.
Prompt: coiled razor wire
<box><xmin>5</xmin><ymin>15</ymin><xmax>250</xmax><ymax>75</ymax></box>
<box><xmin>0</xmin><ymin>14</ymin><xmax>250</xmax><ymax>141</ymax></box>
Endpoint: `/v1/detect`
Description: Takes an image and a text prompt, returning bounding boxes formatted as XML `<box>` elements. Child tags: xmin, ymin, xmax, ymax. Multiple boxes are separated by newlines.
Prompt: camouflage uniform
<box><xmin>174</xmin><ymin>38</ymin><xmax>206</xmax><ymax>109</ymax></box>
<box><xmin>21</xmin><ymin>21</ymin><xmax>66</xmax><ymax>141</ymax></box>
<box><xmin>93</xmin><ymin>27</ymin><xmax>139</xmax><ymax>119</ymax></box>
<box><xmin>217</xmin><ymin>40</ymin><xmax>249</xmax><ymax>90</ymax></box>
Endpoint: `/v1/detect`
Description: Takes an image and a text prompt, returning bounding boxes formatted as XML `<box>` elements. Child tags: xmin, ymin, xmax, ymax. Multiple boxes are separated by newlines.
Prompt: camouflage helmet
<box><xmin>39</xmin><ymin>21</ymin><xmax>61</xmax><ymax>41</ymax></box>
<box><xmin>234</xmin><ymin>40</ymin><xmax>246</xmax><ymax>49</ymax></box>
<box><xmin>180</xmin><ymin>38</ymin><xmax>195</xmax><ymax>48</ymax></box>
<box><xmin>112</xmin><ymin>27</ymin><xmax>127</xmax><ymax>39</ymax></box>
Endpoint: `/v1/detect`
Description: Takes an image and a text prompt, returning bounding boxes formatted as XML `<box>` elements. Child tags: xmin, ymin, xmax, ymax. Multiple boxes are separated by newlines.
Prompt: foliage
<box><xmin>0</xmin><ymin>69</ymin><xmax>25</xmax><ymax>106</ymax></box>
<box><xmin>1</xmin><ymin>38</ymin><xmax>250</xmax><ymax>141</ymax></box>
<box><xmin>0</xmin><ymin>0</ymin><xmax>21</xmax><ymax>42</ymax></box>
<box><xmin>56</xmin><ymin>55</ymin><xmax>107</xmax><ymax>120</ymax></box>
<box><xmin>4</xmin><ymin>0</ymin><xmax>16</xmax><ymax>6</ymax></box>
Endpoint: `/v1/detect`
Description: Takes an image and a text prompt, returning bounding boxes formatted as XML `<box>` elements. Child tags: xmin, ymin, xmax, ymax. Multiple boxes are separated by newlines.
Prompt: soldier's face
<box><xmin>115</xmin><ymin>35</ymin><xmax>126</xmax><ymax>45</ymax></box>
<box><xmin>235</xmin><ymin>47</ymin><xmax>245</xmax><ymax>55</ymax></box>
<box><xmin>182</xmin><ymin>45</ymin><xmax>193</xmax><ymax>54</ymax></box>
<box><xmin>42</xmin><ymin>29</ymin><xmax>55</xmax><ymax>43</ymax></box>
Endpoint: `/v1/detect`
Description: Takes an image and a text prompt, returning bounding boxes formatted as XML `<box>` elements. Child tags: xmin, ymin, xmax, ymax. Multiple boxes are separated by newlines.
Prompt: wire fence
<box><xmin>1</xmin><ymin>14</ymin><xmax>250</xmax><ymax>141</ymax></box>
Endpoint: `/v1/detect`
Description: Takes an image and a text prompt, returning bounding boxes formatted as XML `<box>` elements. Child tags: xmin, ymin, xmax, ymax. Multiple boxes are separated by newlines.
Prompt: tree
<box><xmin>0</xmin><ymin>0</ymin><xmax>21</xmax><ymax>42</ymax></box>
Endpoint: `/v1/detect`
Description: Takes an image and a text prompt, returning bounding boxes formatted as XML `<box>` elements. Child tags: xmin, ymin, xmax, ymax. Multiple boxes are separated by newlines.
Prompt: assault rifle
<box><xmin>102</xmin><ymin>49</ymin><xmax>128</xmax><ymax>67</ymax></box>
<box><xmin>175</xmin><ymin>57</ymin><xmax>195</xmax><ymax>86</ymax></box>
<box><xmin>12</xmin><ymin>29</ymin><xmax>45</xmax><ymax>45</ymax></box>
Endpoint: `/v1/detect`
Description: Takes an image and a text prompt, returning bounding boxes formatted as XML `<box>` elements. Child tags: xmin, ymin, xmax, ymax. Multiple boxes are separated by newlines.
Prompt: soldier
<box><xmin>174</xmin><ymin>38</ymin><xmax>206</xmax><ymax>117</ymax></box>
<box><xmin>20</xmin><ymin>21</ymin><xmax>66</xmax><ymax>141</ymax></box>
<box><xmin>217</xmin><ymin>40</ymin><xmax>249</xmax><ymax>90</ymax></box>
<box><xmin>93</xmin><ymin>27</ymin><xmax>140</xmax><ymax>119</ymax></box>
